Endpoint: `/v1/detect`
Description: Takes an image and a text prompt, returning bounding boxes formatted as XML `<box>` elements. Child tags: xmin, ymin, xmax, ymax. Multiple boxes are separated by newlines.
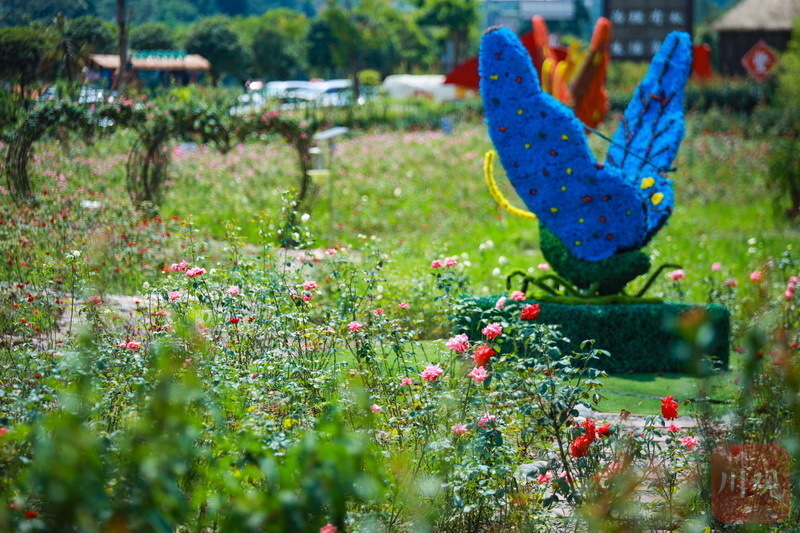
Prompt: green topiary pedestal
<box><xmin>455</xmin><ymin>297</ymin><xmax>730</xmax><ymax>374</ymax></box>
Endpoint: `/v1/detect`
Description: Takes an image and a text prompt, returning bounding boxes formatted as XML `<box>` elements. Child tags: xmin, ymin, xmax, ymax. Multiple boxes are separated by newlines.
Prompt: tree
<box><xmin>0</xmin><ymin>27</ymin><xmax>46</xmax><ymax>106</ymax></box>
<box><xmin>250</xmin><ymin>9</ymin><xmax>309</xmax><ymax>80</ymax></box>
<box><xmin>130</xmin><ymin>23</ymin><xmax>176</xmax><ymax>50</ymax></box>
<box><xmin>184</xmin><ymin>16</ymin><xmax>250</xmax><ymax>83</ymax></box>
<box><xmin>319</xmin><ymin>0</ymin><xmax>414</xmax><ymax>93</ymax></box>
<box><xmin>42</xmin><ymin>13</ymin><xmax>85</xmax><ymax>83</ymax></box>
<box><xmin>67</xmin><ymin>15</ymin><xmax>116</xmax><ymax>54</ymax></box>
<box><xmin>114</xmin><ymin>0</ymin><xmax>132</xmax><ymax>91</ymax></box>
<box><xmin>417</xmin><ymin>0</ymin><xmax>478</xmax><ymax>71</ymax></box>
<box><xmin>0</xmin><ymin>0</ymin><xmax>90</xmax><ymax>27</ymax></box>
<box><xmin>307</xmin><ymin>18</ymin><xmax>335</xmax><ymax>78</ymax></box>
<box><xmin>216</xmin><ymin>0</ymin><xmax>247</xmax><ymax>16</ymax></box>
<box><xmin>252</xmin><ymin>28</ymin><xmax>307</xmax><ymax>81</ymax></box>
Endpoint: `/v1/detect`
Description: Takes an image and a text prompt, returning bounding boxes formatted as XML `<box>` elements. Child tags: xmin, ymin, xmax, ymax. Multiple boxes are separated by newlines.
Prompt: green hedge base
<box><xmin>455</xmin><ymin>297</ymin><xmax>730</xmax><ymax>374</ymax></box>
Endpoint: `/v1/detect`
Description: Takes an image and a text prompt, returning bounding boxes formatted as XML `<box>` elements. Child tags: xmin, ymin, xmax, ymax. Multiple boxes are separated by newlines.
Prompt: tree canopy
<box><xmin>184</xmin><ymin>16</ymin><xmax>250</xmax><ymax>83</ymax></box>
<box><xmin>0</xmin><ymin>26</ymin><xmax>47</xmax><ymax>102</ymax></box>
<box><xmin>66</xmin><ymin>15</ymin><xmax>116</xmax><ymax>54</ymax></box>
<box><xmin>130</xmin><ymin>23</ymin><xmax>177</xmax><ymax>50</ymax></box>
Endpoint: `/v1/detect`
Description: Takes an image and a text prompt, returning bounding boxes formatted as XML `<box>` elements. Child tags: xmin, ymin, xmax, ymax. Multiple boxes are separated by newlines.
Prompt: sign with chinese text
<box><xmin>604</xmin><ymin>0</ymin><xmax>693</xmax><ymax>61</ymax></box>
<box><xmin>711</xmin><ymin>444</ymin><xmax>790</xmax><ymax>523</ymax></box>
<box><xmin>741</xmin><ymin>40</ymin><xmax>778</xmax><ymax>82</ymax></box>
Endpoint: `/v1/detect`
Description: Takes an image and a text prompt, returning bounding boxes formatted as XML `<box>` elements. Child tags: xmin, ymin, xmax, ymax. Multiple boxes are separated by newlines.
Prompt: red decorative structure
<box><xmin>445</xmin><ymin>16</ymin><xmax>612</xmax><ymax>128</ymax></box>
<box><xmin>692</xmin><ymin>44</ymin><xmax>713</xmax><ymax>80</ymax></box>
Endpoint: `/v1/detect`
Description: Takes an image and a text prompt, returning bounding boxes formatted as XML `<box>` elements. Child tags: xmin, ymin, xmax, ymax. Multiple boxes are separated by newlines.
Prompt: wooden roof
<box><xmin>88</xmin><ymin>53</ymin><xmax>211</xmax><ymax>71</ymax></box>
<box><xmin>712</xmin><ymin>0</ymin><xmax>800</xmax><ymax>32</ymax></box>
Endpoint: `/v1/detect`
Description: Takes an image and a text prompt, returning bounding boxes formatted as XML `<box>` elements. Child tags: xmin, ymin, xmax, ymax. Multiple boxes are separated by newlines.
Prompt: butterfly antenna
<box><xmin>484</xmin><ymin>151</ymin><xmax>538</xmax><ymax>220</ymax></box>
<box><xmin>583</xmin><ymin>124</ymin><xmax>677</xmax><ymax>174</ymax></box>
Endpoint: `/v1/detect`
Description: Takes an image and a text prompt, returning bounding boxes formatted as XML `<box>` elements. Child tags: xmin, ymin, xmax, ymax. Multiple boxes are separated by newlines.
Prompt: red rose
<box><xmin>597</xmin><ymin>423</ymin><xmax>611</xmax><ymax>437</ymax></box>
<box><xmin>520</xmin><ymin>303</ymin><xmax>541</xmax><ymax>321</ymax></box>
<box><xmin>581</xmin><ymin>419</ymin><xmax>596</xmax><ymax>443</ymax></box>
<box><xmin>569</xmin><ymin>434</ymin><xmax>592</xmax><ymax>458</ymax></box>
<box><xmin>660</xmin><ymin>396</ymin><xmax>679</xmax><ymax>420</ymax></box>
<box><xmin>473</xmin><ymin>344</ymin><xmax>496</xmax><ymax>367</ymax></box>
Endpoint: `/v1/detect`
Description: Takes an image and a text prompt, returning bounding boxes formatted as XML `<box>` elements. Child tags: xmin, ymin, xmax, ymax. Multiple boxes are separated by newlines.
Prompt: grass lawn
<box><xmin>597</xmin><ymin>372</ymin><xmax>738</xmax><ymax>414</ymax></box>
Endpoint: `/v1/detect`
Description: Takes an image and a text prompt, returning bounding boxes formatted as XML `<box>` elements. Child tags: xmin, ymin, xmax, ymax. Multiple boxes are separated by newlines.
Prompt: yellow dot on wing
<box><xmin>561</xmin><ymin>134</ymin><xmax>569</xmax><ymax>140</ymax></box>
<box><xmin>524</xmin><ymin>143</ymin><xmax>531</xmax><ymax>149</ymax></box>
<box><xmin>641</xmin><ymin>177</ymin><xmax>656</xmax><ymax>189</ymax></box>
<box><xmin>651</xmin><ymin>192</ymin><xmax>664</xmax><ymax>205</ymax></box>
<box><xmin>575</xmin><ymin>241</ymin><xmax>582</xmax><ymax>245</ymax></box>
<box><xmin>566</xmin><ymin>168</ymin><xmax>572</xmax><ymax>175</ymax></box>
<box><xmin>561</xmin><ymin>186</ymin><xmax>567</xmax><ymax>191</ymax></box>
<box><xmin>550</xmin><ymin>207</ymin><xmax>559</xmax><ymax>213</ymax></box>
<box><xmin>578</xmin><ymin>218</ymin><xmax>584</xmax><ymax>223</ymax></box>
<box><xmin>490</xmin><ymin>75</ymin><xmax>499</xmax><ymax>80</ymax></box>
<box><xmin>517</xmin><ymin>109</ymin><xmax>524</xmax><ymax>115</ymax></box>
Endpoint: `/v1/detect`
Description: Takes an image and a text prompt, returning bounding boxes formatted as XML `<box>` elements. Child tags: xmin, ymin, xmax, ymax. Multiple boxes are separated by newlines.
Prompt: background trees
<box><xmin>184</xmin><ymin>16</ymin><xmax>250</xmax><ymax>83</ymax></box>
<box><xmin>130</xmin><ymin>23</ymin><xmax>177</xmax><ymax>50</ymax></box>
<box><xmin>66</xmin><ymin>16</ymin><xmax>116</xmax><ymax>54</ymax></box>
<box><xmin>0</xmin><ymin>0</ymin><xmax>481</xmax><ymax>96</ymax></box>
<box><xmin>0</xmin><ymin>27</ymin><xmax>47</xmax><ymax>105</ymax></box>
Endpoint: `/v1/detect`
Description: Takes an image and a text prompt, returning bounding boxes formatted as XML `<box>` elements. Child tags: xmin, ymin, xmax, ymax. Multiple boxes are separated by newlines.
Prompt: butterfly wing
<box><xmin>480</xmin><ymin>27</ymin><xmax>647</xmax><ymax>261</ymax></box>
<box><xmin>604</xmin><ymin>32</ymin><xmax>693</xmax><ymax>242</ymax></box>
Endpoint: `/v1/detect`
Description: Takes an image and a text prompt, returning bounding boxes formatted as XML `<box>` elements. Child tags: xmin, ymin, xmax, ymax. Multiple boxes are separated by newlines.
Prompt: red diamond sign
<box><xmin>741</xmin><ymin>40</ymin><xmax>778</xmax><ymax>82</ymax></box>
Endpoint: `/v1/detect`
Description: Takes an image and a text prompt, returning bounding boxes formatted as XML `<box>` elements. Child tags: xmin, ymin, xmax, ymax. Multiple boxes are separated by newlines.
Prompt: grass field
<box><xmin>11</xmin><ymin>112</ymin><xmax>799</xmax><ymax>402</ymax></box>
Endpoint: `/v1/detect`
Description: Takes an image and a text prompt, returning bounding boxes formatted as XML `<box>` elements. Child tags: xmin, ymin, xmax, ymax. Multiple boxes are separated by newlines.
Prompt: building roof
<box><xmin>88</xmin><ymin>53</ymin><xmax>211</xmax><ymax>71</ymax></box>
<box><xmin>712</xmin><ymin>0</ymin><xmax>800</xmax><ymax>32</ymax></box>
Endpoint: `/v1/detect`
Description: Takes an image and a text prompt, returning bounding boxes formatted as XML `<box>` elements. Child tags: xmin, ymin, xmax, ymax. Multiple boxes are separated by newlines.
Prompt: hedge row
<box><xmin>453</xmin><ymin>296</ymin><xmax>730</xmax><ymax>374</ymax></box>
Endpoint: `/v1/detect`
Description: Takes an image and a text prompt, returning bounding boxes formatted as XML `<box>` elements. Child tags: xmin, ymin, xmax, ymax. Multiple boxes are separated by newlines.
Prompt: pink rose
<box><xmin>536</xmin><ymin>472</ymin><xmax>553</xmax><ymax>484</ymax></box>
<box><xmin>127</xmin><ymin>341</ymin><xmax>141</xmax><ymax>350</ymax></box>
<box><xmin>168</xmin><ymin>291</ymin><xmax>181</xmax><ymax>301</ymax></box>
<box><xmin>227</xmin><ymin>285</ymin><xmax>240</xmax><ymax>296</ymax></box>
<box><xmin>170</xmin><ymin>260</ymin><xmax>189</xmax><ymax>272</ymax></box>
<box><xmin>494</xmin><ymin>296</ymin><xmax>506</xmax><ymax>309</ymax></box>
<box><xmin>430</xmin><ymin>259</ymin><xmax>443</xmax><ymax>268</ymax></box>
<box><xmin>400</xmin><ymin>377</ymin><xmax>413</xmax><ymax>386</ymax></box>
<box><xmin>467</xmin><ymin>366</ymin><xmax>488</xmax><ymax>382</ymax></box>
<box><xmin>420</xmin><ymin>364</ymin><xmax>444</xmax><ymax>382</ymax></box>
<box><xmin>370</xmin><ymin>404</ymin><xmax>382</xmax><ymax>413</ymax></box>
<box><xmin>185</xmin><ymin>267</ymin><xmax>206</xmax><ymax>278</ymax></box>
<box><xmin>749</xmin><ymin>270</ymin><xmax>763</xmax><ymax>283</ymax></box>
<box><xmin>398</xmin><ymin>302</ymin><xmax>409</xmax><ymax>309</ymax></box>
<box><xmin>477</xmin><ymin>413</ymin><xmax>497</xmax><ymax>427</ymax></box>
<box><xmin>445</xmin><ymin>334</ymin><xmax>470</xmax><ymax>353</ymax></box>
<box><xmin>711</xmin><ymin>262</ymin><xmax>722</xmax><ymax>272</ymax></box>
<box><xmin>303</xmin><ymin>280</ymin><xmax>318</xmax><ymax>291</ymax></box>
<box><xmin>451</xmin><ymin>423</ymin><xmax>468</xmax><ymax>436</ymax></box>
<box><xmin>87</xmin><ymin>295</ymin><xmax>103</xmax><ymax>306</ymax></box>
<box><xmin>510</xmin><ymin>290</ymin><xmax>526</xmax><ymax>301</ymax></box>
<box><xmin>482</xmin><ymin>322</ymin><xmax>503</xmax><ymax>340</ymax></box>
<box><xmin>668</xmin><ymin>269</ymin><xmax>685</xmax><ymax>281</ymax></box>
<box><xmin>681</xmin><ymin>436</ymin><xmax>699</xmax><ymax>451</ymax></box>
<box><xmin>348</xmin><ymin>321</ymin><xmax>363</xmax><ymax>332</ymax></box>
<box><xmin>444</xmin><ymin>256</ymin><xmax>458</xmax><ymax>267</ymax></box>
<box><xmin>724</xmin><ymin>277</ymin><xmax>738</xmax><ymax>287</ymax></box>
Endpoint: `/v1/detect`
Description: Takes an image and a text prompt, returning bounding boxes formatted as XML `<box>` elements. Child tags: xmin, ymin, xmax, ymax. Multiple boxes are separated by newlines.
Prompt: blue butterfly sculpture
<box><xmin>479</xmin><ymin>27</ymin><xmax>692</xmax><ymax>297</ymax></box>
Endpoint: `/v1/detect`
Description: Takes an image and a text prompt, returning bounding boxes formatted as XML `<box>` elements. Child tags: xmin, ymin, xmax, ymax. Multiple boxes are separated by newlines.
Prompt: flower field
<box><xmin>0</xmin><ymin>112</ymin><xmax>799</xmax><ymax>531</ymax></box>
